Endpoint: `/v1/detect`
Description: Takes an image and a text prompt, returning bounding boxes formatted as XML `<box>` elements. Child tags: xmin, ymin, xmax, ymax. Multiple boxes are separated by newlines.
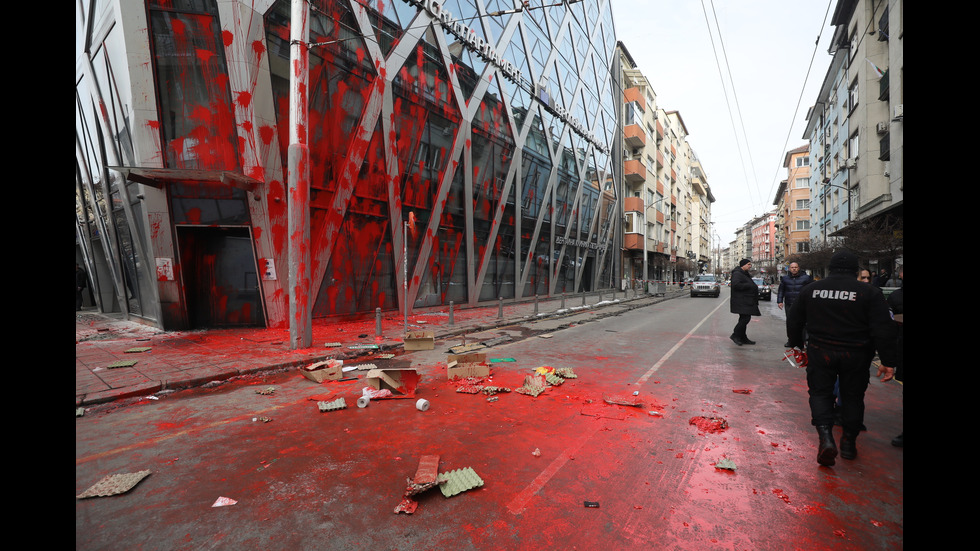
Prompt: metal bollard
<box><xmin>598</xmin><ymin>290</ymin><xmax>602</xmax><ymax>302</ymax></box>
<box><xmin>498</xmin><ymin>297</ymin><xmax>504</xmax><ymax>318</ymax></box>
<box><xmin>448</xmin><ymin>301</ymin><xmax>454</xmax><ymax>325</ymax></box>
<box><xmin>375</xmin><ymin>308</ymin><xmax>382</xmax><ymax>337</ymax></box>
<box><xmin>534</xmin><ymin>295</ymin><xmax>539</xmax><ymax>315</ymax></box>
<box><xmin>561</xmin><ymin>292</ymin><xmax>565</xmax><ymax>309</ymax></box>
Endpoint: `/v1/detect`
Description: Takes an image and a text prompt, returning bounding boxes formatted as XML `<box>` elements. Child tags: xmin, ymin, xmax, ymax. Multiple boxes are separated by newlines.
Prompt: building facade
<box><xmin>804</xmin><ymin>0</ymin><xmax>902</xmax><ymax>245</ymax></box>
<box><xmin>76</xmin><ymin>0</ymin><xmax>622</xmax><ymax>330</ymax></box>
<box><xmin>777</xmin><ymin>144</ymin><xmax>811</xmax><ymax>264</ymax></box>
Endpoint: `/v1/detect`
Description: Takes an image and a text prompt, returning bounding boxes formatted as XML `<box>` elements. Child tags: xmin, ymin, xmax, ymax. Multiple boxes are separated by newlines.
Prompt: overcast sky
<box><xmin>609</xmin><ymin>0</ymin><xmax>836</xmax><ymax>246</ymax></box>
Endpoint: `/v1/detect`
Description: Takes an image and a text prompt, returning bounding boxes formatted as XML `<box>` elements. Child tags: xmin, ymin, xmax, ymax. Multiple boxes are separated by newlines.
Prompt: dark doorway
<box><xmin>176</xmin><ymin>226</ymin><xmax>264</xmax><ymax>328</ymax></box>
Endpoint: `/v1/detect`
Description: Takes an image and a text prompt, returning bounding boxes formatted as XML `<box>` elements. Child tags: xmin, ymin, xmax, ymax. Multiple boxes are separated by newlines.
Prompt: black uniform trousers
<box><xmin>805</xmin><ymin>342</ymin><xmax>874</xmax><ymax>434</ymax></box>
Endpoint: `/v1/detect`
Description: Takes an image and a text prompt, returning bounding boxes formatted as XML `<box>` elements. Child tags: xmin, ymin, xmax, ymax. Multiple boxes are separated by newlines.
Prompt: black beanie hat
<box><xmin>739</xmin><ymin>258</ymin><xmax>751</xmax><ymax>267</ymax></box>
<box><xmin>828</xmin><ymin>250</ymin><xmax>859</xmax><ymax>272</ymax></box>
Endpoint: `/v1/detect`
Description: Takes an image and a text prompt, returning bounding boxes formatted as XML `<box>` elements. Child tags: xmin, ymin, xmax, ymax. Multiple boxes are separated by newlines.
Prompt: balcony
<box><xmin>624</xmin><ymin>234</ymin><xmax>644</xmax><ymax>250</ymax></box>
<box><xmin>624</xmin><ymin>124</ymin><xmax>646</xmax><ymax>149</ymax></box>
<box><xmin>623</xmin><ymin>196</ymin><xmax>644</xmax><ymax>213</ymax></box>
<box><xmin>624</xmin><ymin>87</ymin><xmax>645</xmax><ymax>111</ymax></box>
<box><xmin>624</xmin><ymin>159</ymin><xmax>646</xmax><ymax>184</ymax></box>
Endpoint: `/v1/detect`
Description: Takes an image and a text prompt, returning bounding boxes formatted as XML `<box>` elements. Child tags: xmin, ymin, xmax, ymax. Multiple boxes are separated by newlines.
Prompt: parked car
<box><xmin>690</xmin><ymin>274</ymin><xmax>721</xmax><ymax>298</ymax></box>
<box><xmin>753</xmin><ymin>277</ymin><xmax>772</xmax><ymax>301</ymax></box>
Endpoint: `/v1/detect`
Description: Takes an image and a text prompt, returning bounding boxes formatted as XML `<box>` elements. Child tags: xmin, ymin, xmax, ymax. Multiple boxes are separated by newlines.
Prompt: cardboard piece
<box><xmin>447</xmin><ymin>353</ymin><xmax>489</xmax><ymax>379</ymax></box>
<box><xmin>300</xmin><ymin>360</ymin><xmax>343</xmax><ymax>383</ymax></box>
<box><xmin>365</xmin><ymin>369</ymin><xmax>419</xmax><ymax>398</ymax></box>
<box><xmin>404</xmin><ymin>330</ymin><xmax>435</xmax><ymax>350</ymax></box>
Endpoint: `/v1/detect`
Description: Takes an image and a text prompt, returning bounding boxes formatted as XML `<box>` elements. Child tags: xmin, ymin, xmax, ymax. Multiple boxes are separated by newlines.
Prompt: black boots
<box><xmin>839</xmin><ymin>431</ymin><xmax>858</xmax><ymax>460</ymax></box>
<box><xmin>816</xmin><ymin>425</ymin><xmax>838</xmax><ymax>466</ymax></box>
<box><xmin>891</xmin><ymin>433</ymin><xmax>903</xmax><ymax>447</ymax></box>
<box><xmin>730</xmin><ymin>334</ymin><xmax>743</xmax><ymax>346</ymax></box>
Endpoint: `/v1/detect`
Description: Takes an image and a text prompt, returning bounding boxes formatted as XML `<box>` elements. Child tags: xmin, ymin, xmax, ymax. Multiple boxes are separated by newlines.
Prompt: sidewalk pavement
<box><xmin>76</xmin><ymin>286</ymin><xmax>688</xmax><ymax>407</ymax></box>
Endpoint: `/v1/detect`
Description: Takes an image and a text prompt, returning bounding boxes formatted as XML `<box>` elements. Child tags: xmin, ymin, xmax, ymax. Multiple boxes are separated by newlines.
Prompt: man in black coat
<box><xmin>787</xmin><ymin>250</ymin><xmax>898</xmax><ymax>467</ymax></box>
<box><xmin>777</xmin><ymin>262</ymin><xmax>812</xmax><ymax>346</ymax></box>
<box><xmin>729</xmin><ymin>258</ymin><xmax>760</xmax><ymax>345</ymax></box>
<box><xmin>76</xmin><ymin>263</ymin><xmax>88</xmax><ymax>311</ymax></box>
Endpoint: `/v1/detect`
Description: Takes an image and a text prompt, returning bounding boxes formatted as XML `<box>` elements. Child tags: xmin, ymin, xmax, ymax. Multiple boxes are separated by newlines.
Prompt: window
<box><xmin>848</xmin><ymin>78</ymin><xmax>859</xmax><ymax>113</ymax></box>
<box><xmin>795</xmin><ymin>177</ymin><xmax>808</xmax><ymax>188</ymax></box>
<box><xmin>797</xmin><ymin>242</ymin><xmax>810</xmax><ymax>253</ymax></box>
<box><xmin>624</xmin><ymin>212</ymin><xmax>639</xmax><ymax>233</ymax></box>
<box><xmin>849</xmin><ymin>132</ymin><xmax>859</xmax><ymax>160</ymax></box>
<box><xmin>795</xmin><ymin>199</ymin><xmax>810</xmax><ymax>210</ymax></box>
<box><xmin>796</xmin><ymin>219</ymin><xmax>810</xmax><ymax>231</ymax></box>
<box><xmin>796</xmin><ymin>157</ymin><xmax>809</xmax><ymax>167</ymax></box>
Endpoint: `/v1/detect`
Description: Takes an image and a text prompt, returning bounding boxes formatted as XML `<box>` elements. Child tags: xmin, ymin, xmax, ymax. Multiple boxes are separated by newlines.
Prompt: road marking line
<box><xmin>634</xmin><ymin>300</ymin><xmax>726</xmax><ymax>386</ymax></box>
<box><xmin>506</xmin><ymin>421</ymin><xmax>602</xmax><ymax>515</ymax></box>
<box><xmin>507</xmin><ymin>301</ymin><xmax>726</xmax><ymax>514</ymax></box>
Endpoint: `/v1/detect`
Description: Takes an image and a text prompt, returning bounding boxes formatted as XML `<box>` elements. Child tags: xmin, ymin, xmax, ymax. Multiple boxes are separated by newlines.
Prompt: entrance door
<box><xmin>176</xmin><ymin>226</ymin><xmax>264</xmax><ymax>328</ymax></box>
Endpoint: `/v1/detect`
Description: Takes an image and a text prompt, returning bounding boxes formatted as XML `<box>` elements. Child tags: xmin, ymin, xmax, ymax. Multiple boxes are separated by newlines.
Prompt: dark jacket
<box><xmin>777</xmin><ymin>272</ymin><xmax>811</xmax><ymax>307</ymax></box>
<box><xmin>729</xmin><ymin>266</ymin><xmax>760</xmax><ymax>316</ymax></box>
<box><xmin>786</xmin><ymin>273</ymin><xmax>898</xmax><ymax>366</ymax></box>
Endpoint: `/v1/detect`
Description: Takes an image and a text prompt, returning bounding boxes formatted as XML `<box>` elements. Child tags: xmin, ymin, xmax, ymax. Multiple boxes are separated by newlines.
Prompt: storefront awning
<box><xmin>108</xmin><ymin>167</ymin><xmax>262</xmax><ymax>193</ymax></box>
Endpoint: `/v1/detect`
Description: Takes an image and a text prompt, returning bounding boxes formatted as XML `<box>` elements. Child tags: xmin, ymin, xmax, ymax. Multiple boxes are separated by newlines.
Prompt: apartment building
<box><xmin>804</xmin><ymin>0</ymin><xmax>902</xmax><ymax>244</ymax></box>
<box><xmin>776</xmin><ymin>145</ymin><xmax>812</xmax><ymax>264</ymax></box>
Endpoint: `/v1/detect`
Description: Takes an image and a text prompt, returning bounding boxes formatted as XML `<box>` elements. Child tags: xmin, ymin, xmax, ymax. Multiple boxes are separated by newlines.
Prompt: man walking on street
<box><xmin>777</xmin><ymin>262</ymin><xmax>811</xmax><ymax>346</ymax></box>
<box><xmin>787</xmin><ymin>250</ymin><xmax>898</xmax><ymax>467</ymax></box>
<box><xmin>729</xmin><ymin>259</ymin><xmax>760</xmax><ymax>346</ymax></box>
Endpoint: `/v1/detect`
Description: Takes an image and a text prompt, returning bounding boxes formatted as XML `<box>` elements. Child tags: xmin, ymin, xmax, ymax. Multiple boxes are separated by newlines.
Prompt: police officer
<box><xmin>787</xmin><ymin>250</ymin><xmax>898</xmax><ymax>467</ymax></box>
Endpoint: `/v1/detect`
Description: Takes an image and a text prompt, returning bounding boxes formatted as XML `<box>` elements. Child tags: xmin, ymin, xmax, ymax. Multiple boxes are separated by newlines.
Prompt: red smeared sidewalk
<box><xmin>76</xmin><ymin>288</ymin><xmax>683</xmax><ymax>407</ymax></box>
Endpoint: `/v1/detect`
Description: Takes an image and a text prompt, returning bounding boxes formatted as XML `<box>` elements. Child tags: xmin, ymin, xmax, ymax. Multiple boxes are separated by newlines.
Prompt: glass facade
<box><xmin>76</xmin><ymin>0</ymin><xmax>620</xmax><ymax>328</ymax></box>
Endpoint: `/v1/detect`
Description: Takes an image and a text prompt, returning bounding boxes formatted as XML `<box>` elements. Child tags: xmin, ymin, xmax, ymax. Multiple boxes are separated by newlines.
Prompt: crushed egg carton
<box><xmin>317</xmin><ymin>398</ymin><xmax>347</xmax><ymax>412</ymax></box>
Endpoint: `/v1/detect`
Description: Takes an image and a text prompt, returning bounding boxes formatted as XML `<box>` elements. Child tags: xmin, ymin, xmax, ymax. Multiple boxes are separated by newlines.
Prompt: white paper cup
<box><xmin>416</xmin><ymin>399</ymin><xmax>430</xmax><ymax>412</ymax></box>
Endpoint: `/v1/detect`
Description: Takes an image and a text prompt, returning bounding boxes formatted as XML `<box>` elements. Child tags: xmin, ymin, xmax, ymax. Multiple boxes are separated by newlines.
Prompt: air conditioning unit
<box><xmin>892</xmin><ymin>104</ymin><xmax>903</xmax><ymax>120</ymax></box>
<box><xmin>876</xmin><ymin>121</ymin><xmax>889</xmax><ymax>134</ymax></box>
<box><xmin>845</xmin><ymin>158</ymin><xmax>857</xmax><ymax>169</ymax></box>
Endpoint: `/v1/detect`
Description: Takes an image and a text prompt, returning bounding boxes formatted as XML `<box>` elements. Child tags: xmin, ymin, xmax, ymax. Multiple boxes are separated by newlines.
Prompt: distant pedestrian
<box><xmin>872</xmin><ymin>268</ymin><xmax>890</xmax><ymax>288</ymax></box>
<box><xmin>777</xmin><ymin>262</ymin><xmax>812</xmax><ymax>346</ymax></box>
<box><xmin>858</xmin><ymin>268</ymin><xmax>872</xmax><ymax>283</ymax></box>
<box><xmin>729</xmin><ymin>259</ymin><xmax>760</xmax><ymax>346</ymax></box>
<box><xmin>76</xmin><ymin>263</ymin><xmax>88</xmax><ymax>311</ymax></box>
<box><xmin>787</xmin><ymin>250</ymin><xmax>898</xmax><ymax>467</ymax></box>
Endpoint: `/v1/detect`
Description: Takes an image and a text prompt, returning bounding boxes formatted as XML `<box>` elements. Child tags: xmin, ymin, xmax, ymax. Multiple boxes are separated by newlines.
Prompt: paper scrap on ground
<box><xmin>715</xmin><ymin>458</ymin><xmax>737</xmax><ymax>471</ymax></box>
<box><xmin>437</xmin><ymin>467</ymin><xmax>484</xmax><ymax>497</ymax></box>
<box><xmin>106</xmin><ymin>359</ymin><xmax>138</xmax><ymax>369</ymax></box>
<box><xmin>211</xmin><ymin>496</ymin><xmax>238</xmax><ymax>507</ymax></box>
<box><xmin>124</xmin><ymin>347</ymin><xmax>152</xmax><ymax>353</ymax></box>
<box><xmin>77</xmin><ymin>470</ymin><xmax>151</xmax><ymax>499</ymax></box>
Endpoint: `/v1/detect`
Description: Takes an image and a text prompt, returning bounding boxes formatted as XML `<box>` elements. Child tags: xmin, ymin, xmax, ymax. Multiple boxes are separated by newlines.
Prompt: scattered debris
<box><xmin>76</xmin><ymin>408</ymin><xmax>85</xmax><ymax>418</ymax></box>
<box><xmin>211</xmin><ymin>496</ymin><xmax>238</xmax><ymax>507</ymax></box>
<box><xmin>456</xmin><ymin>384</ymin><xmax>484</xmax><ymax>394</ymax></box>
<box><xmin>415</xmin><ymin>399</ymin><xmax>430</xmax><ymax>411</ymax></box>
<box><xmin>555</xmin><ymin>367</ymin><xmax>578</xmax><ymax>379</ymax></box>
<box><xmin>486</xmin><ymin>396</ymin><xmax>499</xmax><ymax>403</ymax></box>
<box><xmin>480</xmin><ymin>335</ymin><xmax>512</xmax><ymax>348</ymax></box>
<box><xmin>584</xmin><ymin>501</ymin><xmax>600</xmax><ymax>508</ymax></box>
<box><xmin>255</xmin><ymin>387</ymin><xmax>276</xmax><ymax>395</ymax></box>
<box><xmin>732</xmin><ymin>389</ymin><xmax>753</xmax><ymax>394</ymax></box>
<box><xmin>350</xmin><ymin>363</ymin><xmax>378</xmax><ymax>371</ymax></box>
<box><xmin>481</xmin><ymin>386</ymin><xmax>510</xmax><ymax>396</ymax></box>
<box><xmin>404</xmin><ymin>330</ymin><xmax>435</xmax><ymax>351</ymax></box>
<box><xmin>405</xmin><ymin>455</ymin><xmax>440</xmax><ymax>495</ymax></box>
<box><xmin>252</xmin><ymin>416</ymin><xmax>273</xmax><ymax>423</ymax></box>
<box><xmin>538</xmin><ymin>334</ymin><xmax>554</xmax><ymax>339</ymax></box>
<box><xmin>515</xmin><ymin>374</ymin><xmax>548</xmax><ymax>397</ymax></box>
<box><xmin>106</xmin><ymin>359</ymin><xmax>138</xmax><ymax>369</ymax></box>
<box><xmin>377</xmin><ymin>353</ymin><xmax>395</xmax><ymax>359</ymax></box>
<box><xmin>447</xmin><ymin>353</ymin><xmax>490</xmax><ymax>379</ymax></box>
<box><xmin>449</xmin><ymin>342</ymin><xmax>485</xmax><ymax>355</ymax></box>
<box><xmin>348</xmin><ymin>344</ymin><xmax>379</xmax><ymax>350</ymax></box>
<box><xmin>317</xmin><ymin>398</ymin><xmax>347</xmax><ymax>412</ymax></box>
<box><xmin>362</xmin><ymin>387</ymin><xmax>393</xmax><ymax>399</ymax></box>
<box><xmin>124</xmin><ymin>347</ymin><xmax>152</xmax><ymax>353</ymax></box>
<box><xmin>545</xmin><ymin>373</ymin><xmax>565</xmax><ymax>386</ymax></box>
<box><xmin>324</xmin><ymin>342</ymin><xmax>342</xmax><ymax>348</ymax></box>
<box><xmin>365</xmin><ymin>369</ymin><xmax>420</xmax><ymax>398</ymax></box>
<box><xmin>715</xmin><ymin>458</ymin><xmax>737</xmax><ymax>471</ymax></box>
<box><xmin>357</xmin><ymin>396</ymin><xmax>370</xmax><ymax>408</ymax></box>
<box><xmin>603</xmin><ymin>395</ymin><xmax>642</xmax><ymax>407</ymax></box>
<box><xmin>394</xmin><ymin>497</ymin><xmax>418</xmax><ymax>514</ymax></box>
<box><xmin>648</xmin><ymin>410</ymin><xmax>663</xmax><ymax>417</ymax></box>
<box><xmin>490</xmin><ymin>358</ymin><xmax>516</xmax><ymax>363</ymax></box>
<box><xmin>437</xmin><ymin>467</ymin><xmax>484</xmax><ymax>497</ymax></box>
<box><xmin>77</xmin><ymin>470</ymin><xmax>151</xmax><ymax>499</ymax></box>
<box><xmin>532</xmin><ymin>448</ymin><xmax>541</xmax><ymax>457</ymax></box>
<box><xmin>689</xmin><ymin>416</ymin><xmax>729</xmax><ymax>433</ymax></box>
<box><xmin>300</xmin><ymin>360</ymin><xmax>343</xmax><ymax>383</ymax></box>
